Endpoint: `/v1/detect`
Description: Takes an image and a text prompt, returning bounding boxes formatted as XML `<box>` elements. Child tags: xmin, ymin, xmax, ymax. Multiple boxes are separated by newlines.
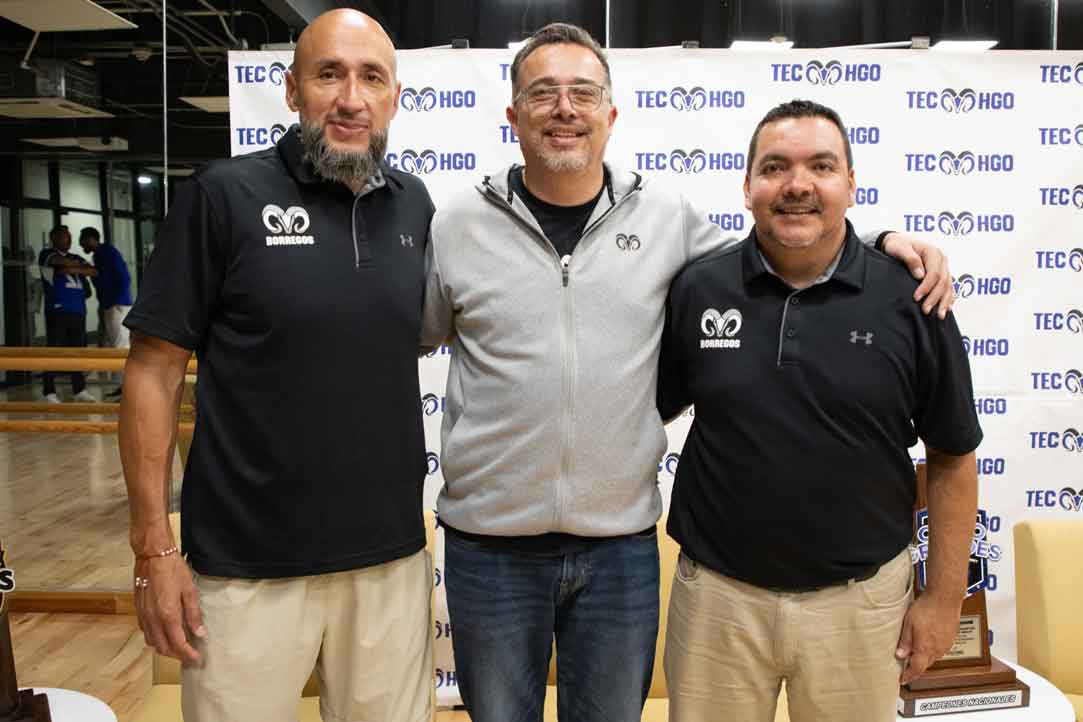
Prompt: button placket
<box><xmin>777</xmin><ymin>289</ymin><xmax>802</xmax><ymax>366</ymax></box>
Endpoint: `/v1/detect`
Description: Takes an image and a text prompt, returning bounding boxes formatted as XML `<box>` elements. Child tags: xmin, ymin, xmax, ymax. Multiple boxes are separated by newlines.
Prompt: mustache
<box><xmin>773</xmin><ymin>194</ymin><xmax>821</xmax><ymax>212</ymax></box>
<box><xmin>325</xmin><ymin>113</ymin><xmax>371</xmax><ymax>126</ymax></box>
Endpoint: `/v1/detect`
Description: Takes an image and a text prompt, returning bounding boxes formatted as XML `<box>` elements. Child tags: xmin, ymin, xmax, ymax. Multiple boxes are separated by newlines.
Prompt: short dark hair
<box><xmin>509</xmin><ymin>22</ymin><xmax>611</xmax><ymax>98</ymax></box>
<box><xmin>746</xmin><ymin>99</ymin><xmax>853</xmax><ymax>172</ymax></box>
<box><xmin>49</xmin><ymin>225</ymin><xmax>69</xmax><ymax>242</ymax></box>
<box><xmin>79</xmin><ymin>226</ymin><xmax>100</xmax><ymax>241</ymax></box>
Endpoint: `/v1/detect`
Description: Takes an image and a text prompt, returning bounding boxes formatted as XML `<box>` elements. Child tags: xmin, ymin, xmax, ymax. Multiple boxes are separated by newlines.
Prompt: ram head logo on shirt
<box><xmin>261</xmin><ymin>205</ymin><xmax>311</xmax><ymax>235</ymax></box>
<box><xmin>700</xmin><ymin>308</ymin><xmax>743</xmax><ymax>338</ymax></box>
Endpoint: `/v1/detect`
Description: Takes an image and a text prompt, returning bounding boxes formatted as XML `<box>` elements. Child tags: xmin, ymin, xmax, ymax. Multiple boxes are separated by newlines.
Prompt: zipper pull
<box><xmin>560</xmin><ymin>255</ymin><xmax>571</xmax><ymax>287</ymax></box>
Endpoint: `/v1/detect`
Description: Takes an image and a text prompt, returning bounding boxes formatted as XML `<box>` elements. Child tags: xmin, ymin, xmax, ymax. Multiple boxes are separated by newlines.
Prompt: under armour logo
<box><xmin>400</xmin><ymin>234</ymin><xmax>414</xmax><ymax>247</ymax></box>
<box><xmin>850</xmin><ymin>331</ymin><xmax>874</xmax><ymax>345</ymax></box>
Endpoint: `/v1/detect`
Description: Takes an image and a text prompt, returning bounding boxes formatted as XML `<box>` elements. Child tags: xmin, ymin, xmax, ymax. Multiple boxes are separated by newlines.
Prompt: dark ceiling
<box><xmin>0</xmin><ymin>0</ymin><xmax>1077</xmax><ymax>166</ymax></box>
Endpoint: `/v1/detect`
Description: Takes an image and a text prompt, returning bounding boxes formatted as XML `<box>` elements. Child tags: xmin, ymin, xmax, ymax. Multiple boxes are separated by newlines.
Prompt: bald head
<box><xmin>284</xmin><ymin>9</ymin><xmax>401</xmax><ymax>191</ymax></box>
<box><xmin>293</xmin><ymin>9</ymin><xmax>396</xmax><ymax>80</ymax></box>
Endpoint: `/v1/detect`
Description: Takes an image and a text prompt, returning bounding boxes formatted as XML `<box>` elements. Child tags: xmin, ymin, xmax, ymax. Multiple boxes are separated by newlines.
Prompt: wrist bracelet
<box><xmin>135</xmin><ymin>545</ymin><xmax>178</xmax><ymax>561</ymax></box>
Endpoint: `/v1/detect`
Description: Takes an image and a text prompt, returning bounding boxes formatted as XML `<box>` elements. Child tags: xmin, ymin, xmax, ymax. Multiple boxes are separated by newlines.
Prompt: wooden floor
<box><xmin>9</xmin><ymin>611</ymin><xmax>152</xmax><ymax>722</ymax></box>
<box><xmin>1</xmin><ymin>383</ymin><xmax>475</xmax><ymax>722</ymax></box>
<box><xmin>1</xmin><ymin>381</ymin><xmax>182</xmax><ymax>594</ymax></box>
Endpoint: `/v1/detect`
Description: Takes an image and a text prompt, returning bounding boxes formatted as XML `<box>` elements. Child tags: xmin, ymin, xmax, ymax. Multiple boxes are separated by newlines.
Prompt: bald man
<box><xmin>120</xmin><ymin>10</ymin><xmax>435</xmax><ymax>722</ymax></box>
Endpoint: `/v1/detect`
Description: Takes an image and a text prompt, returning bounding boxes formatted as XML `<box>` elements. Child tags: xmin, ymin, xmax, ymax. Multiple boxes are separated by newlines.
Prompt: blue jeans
<box><xmin>444</xmin><ymin>530</ymin><xmax>660</xmax><ymax>722</ymax></box>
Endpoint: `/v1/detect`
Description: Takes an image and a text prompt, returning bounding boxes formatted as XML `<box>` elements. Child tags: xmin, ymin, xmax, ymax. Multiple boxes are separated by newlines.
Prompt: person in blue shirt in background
<box><xmin>80</xmin><ymin>226</ymin><xmax>133</xmax><ymax>398</ymax></box>
<box><xmin>39</xmin><ymin>224</ymin><xmax>98</xmax><ymax>403</ymax></box>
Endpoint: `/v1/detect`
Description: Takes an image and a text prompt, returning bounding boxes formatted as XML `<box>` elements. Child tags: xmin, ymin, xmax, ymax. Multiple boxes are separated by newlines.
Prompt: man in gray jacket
<box><xmin>421</xmin><ymin>23</ymin><xmax>954</xmax><ymax>722</ymax></box>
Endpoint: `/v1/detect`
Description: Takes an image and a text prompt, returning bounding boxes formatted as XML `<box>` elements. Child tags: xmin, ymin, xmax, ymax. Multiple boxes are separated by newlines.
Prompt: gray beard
<box><xmin>299</xmin><ymin>120</ymin><xmax>388</xmax><ymax>188</ymax></box>
<box><xmin>541</xmin><ymin>152</ymin><xmax>589</xmax><ymax>173</ymax></box>
<box><xmin>529</xmin><ymin>129</ymin><xmax>590</xmax><ymax>174</ymax></box>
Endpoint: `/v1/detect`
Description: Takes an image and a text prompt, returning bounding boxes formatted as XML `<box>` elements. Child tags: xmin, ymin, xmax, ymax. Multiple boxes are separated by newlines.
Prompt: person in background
<box><xmin>39</xmin><ymin>224</ymin><xmax>97</xmax><ymax>403</ymax></box>
<box><xmin>80</xmin><ymin>226</ymin><xmax>133</xmax><ymax>397</ymax></box>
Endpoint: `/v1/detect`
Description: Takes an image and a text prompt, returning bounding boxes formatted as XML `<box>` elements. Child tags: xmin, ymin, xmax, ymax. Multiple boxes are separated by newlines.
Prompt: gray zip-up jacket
<box><xmin>421</xmin><ymin>164</ymin><xmax>880</xmax><ymax>537</ymax></box>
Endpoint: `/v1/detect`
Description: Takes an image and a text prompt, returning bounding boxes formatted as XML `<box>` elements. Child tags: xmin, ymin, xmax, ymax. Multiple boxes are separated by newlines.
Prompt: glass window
<box><xmin>136</xmin><ymin>171</ymin><xmax>162</xmax><ymax>217</ymax></box>
<box><xmin>22</xmin><ymin>160</ymin><xmax>50</xmax><ymax>200</ymax></box>
<box><xmin>139</xmin><ymin>219</ymin><xmax>159</xmax><ymax>263</ymax></box>
<box><xmin>22</xmin><ymin>207</ymin><xmax>56</xmax><ymax>344</ymax></box>
<box><xmin>109</xmin><ymin>167</ymin><xmax>133</xmax><ymax>212</ymax></box>
<box><xmin>112</xmin><ymin>217</ymin><xmax>138</xmax><ymax>299</ymax></box>
<box><xmin>60</xmin><ymin>161</ymin><xmax>101</xmax><ymax>211</ymax></box>
<box><xmin>0</xmin><ymin>204</ymin><xmax>10</xmax><ymax>254</ymax></box>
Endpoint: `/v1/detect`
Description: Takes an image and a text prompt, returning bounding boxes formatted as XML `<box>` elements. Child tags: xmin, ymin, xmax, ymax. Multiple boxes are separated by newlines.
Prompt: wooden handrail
<box><xmin>0</xmin><ymin>348</ymin><xmax>130</xmax><ymax>358</ymax></box>
<box><xmin>0</xmin><ymin>402</ymin><xmax>120</xmax><ymax>415</ymax></box>
<box><xmin>0</xmin><ymin>347</ymin><xmax>198</xmax><ymax>373</ymax></box>
<box><xmin>0</xmin><ymin>358</ymin><xmax>129</xmax><ymax>372</ymax></box>
<box><xmin>0</xmin><ymin>402</ymin><xmax>194</xmax><ymax>416</ymax></box>
<box><xmin>0</xmin><ymin>420</ymin><xmax>195</xmax><ymax>434</ymax></box>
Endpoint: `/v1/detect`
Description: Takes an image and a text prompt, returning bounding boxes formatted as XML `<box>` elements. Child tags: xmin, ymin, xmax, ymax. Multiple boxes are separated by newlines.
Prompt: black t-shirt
<box><xmin>658</xmin><ymin>223</ymin><xmax>983</xmax><ymax>591</ymax></box>
<box><xmin>510</xmin><ymin>167</ymin><xmax>605</xmax><ymax>258</ymax></box>
<box><xmin>125</xmin><ymin>126</ymin><xmax>435</xmax><ymax>578</ymax></box>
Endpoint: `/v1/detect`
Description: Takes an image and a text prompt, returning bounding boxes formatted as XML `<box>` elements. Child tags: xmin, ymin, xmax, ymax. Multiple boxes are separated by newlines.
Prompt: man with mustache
<box><xmin>421</xmin><ymin>24</ymin><xmax>955</xmax><ymax>722</ymax></box>
<box><xmin>119</xmin><ymin>10</ymin><xmax>434</xmax><ymax>722</ymax></box>
<box><xmin>658</xmin><ymin>100</ymin><xmax>980</xmax><ymax>722</ymax></box>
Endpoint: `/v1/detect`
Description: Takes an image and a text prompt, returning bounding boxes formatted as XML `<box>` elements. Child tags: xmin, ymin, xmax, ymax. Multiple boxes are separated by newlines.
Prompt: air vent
<box><xmin>0</xmin><ymin>60</ymin><xmax>112</xmax><ymax>118</ymax></box>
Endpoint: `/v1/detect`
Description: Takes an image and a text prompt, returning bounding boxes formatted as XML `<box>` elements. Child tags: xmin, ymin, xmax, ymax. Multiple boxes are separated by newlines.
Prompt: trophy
<box><xmin>897</xmin><ymin>464</ymin><xmax>1029</xmax><ymax>717</ymax></box>
<box><xmin>0</xmin><ymin>543</ymin><xmax>51</xmax><ymax>722</ymax></box>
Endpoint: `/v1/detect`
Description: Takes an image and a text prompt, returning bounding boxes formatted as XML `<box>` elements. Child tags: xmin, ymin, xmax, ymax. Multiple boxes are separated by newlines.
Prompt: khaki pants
<box><xmin>182</xmin><ymin>549</ymin><xmax>433</xmax><ymax>722</ymax></box>
<box><xmin>665</xmin><ymin>548</ymin><xmax>912</xmax><ymax>722</ymax></box>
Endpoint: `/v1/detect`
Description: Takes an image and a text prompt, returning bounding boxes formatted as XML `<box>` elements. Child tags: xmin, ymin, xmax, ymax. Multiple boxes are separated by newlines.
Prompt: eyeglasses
<box><xmin>514</xmin><ymin>83</ymin><xmax>608</xmax><ymax>112</ymax></box>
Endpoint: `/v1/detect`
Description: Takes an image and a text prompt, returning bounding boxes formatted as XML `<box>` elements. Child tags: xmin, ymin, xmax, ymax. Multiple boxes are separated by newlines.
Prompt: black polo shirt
<box><xmin>657</xmin><ymin>222</ymin><xmax>982</xmax><ymax>591</ymax></box>
<box><xmin>125</xmin><ymin>125</ymin><xmax>434</xmax><ymax>578</ymax></box>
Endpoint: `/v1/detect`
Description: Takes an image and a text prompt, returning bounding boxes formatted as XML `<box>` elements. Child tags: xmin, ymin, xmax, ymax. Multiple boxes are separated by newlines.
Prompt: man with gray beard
<box><xmin>120</xmin><ymin>10</ymin><xmax>435</xmax><ymax>722</ymax></box>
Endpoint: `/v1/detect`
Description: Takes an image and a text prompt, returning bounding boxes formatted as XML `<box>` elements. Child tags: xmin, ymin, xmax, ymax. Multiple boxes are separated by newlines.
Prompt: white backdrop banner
<box><xmin>228</xmin><ymin>48</ymin><xmax>1083</xmax><ymax>706</ymax></box>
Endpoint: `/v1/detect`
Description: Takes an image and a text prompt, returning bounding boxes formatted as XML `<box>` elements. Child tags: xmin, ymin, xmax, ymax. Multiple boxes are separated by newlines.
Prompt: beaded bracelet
<box><xmin>135</xmin><ymin>545</ymin><xmax>178</xmax><ymax>561</ymax></box>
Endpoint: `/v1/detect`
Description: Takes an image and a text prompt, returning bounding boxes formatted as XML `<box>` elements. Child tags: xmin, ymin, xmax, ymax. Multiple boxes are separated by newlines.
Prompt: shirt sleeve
<box><xmin>38</xmin><ymin>250</ymin><xmax>56</xmax><ymax>284</ymax></box>
<box><xmin>124</xmin><ymin>178</ymin><xmax>227</xmax><ymax>350</ymax></box>
<box><xmin>683</xmin><ymin>194</ymin><xmax>738</xmax><ymax>263</ymax></box>
<box><xmin>657</xmin><ymin>283</ymin><xmax>692</xmax><ymax>421</ymax></box>
<box><xmin>913</xmin><ymin>311</ymin><xmax>984</xmax><ymax>455</ymax></box>
<box><xmin>90</xmin><ymin>255</ymin><xmax>104</xmax><ymax>300</ymax></box>
<box><xmin>420</xmin><ymin>216</ymin><xmax>455</xmax><ymax>351</ymax></box>
<box><xmin>861</xmin><ymin>230</ymin><xmax>888</xmax><ymax>249</ymax></box>
<box><xmin>116</xmin><ymin>250</ymin><xmax>131</xmax><ymax>290</ymax></box>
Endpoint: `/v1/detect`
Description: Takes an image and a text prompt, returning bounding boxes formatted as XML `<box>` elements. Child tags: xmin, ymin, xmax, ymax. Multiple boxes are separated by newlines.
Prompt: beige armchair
<box><xmin>1014</xmin><ymin>519</ymin><xmax>1083</xmax><ymax>721</ymax></box>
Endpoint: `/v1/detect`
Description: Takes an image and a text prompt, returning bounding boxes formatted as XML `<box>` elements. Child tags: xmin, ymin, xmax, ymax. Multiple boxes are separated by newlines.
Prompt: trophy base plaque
<box><xmin>0</xmin><ymin>689</ymin><xmax>52</xmax><ymax>722</ymax></box>
<box><xmin>898</xmin><ymin>657</ymin><xmax>1030</xmax><ymax>718</ymax></box>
